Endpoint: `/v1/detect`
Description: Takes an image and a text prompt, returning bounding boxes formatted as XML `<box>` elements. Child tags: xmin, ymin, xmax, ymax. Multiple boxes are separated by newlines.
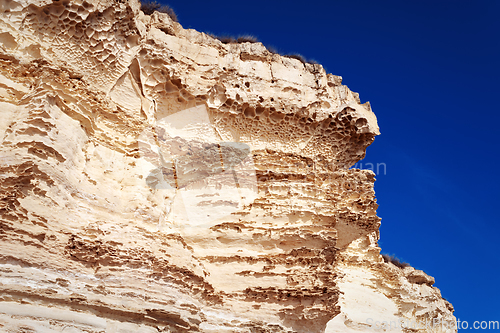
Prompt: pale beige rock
<box><xmin>0</xmin><ymin>0</ymin><xmax>454</xmax><ymax>332</ymax></box>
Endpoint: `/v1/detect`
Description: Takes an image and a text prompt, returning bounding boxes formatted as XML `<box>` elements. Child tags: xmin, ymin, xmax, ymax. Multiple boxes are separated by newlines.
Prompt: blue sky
<box><xmin>158</xmin><ymin>0</ymin><xmax>500</xmax><ymax>328</ymax></box>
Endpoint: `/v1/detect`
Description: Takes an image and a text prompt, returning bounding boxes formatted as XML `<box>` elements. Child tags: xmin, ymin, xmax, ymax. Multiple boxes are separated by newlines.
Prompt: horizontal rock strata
<box><xmin>0</xmin><ymin>0</ymin><xmax>455</xmax><ymax>332</ymax></box>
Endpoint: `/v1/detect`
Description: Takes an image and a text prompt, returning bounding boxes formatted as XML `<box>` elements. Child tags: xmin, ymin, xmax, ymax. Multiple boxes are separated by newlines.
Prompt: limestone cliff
<box><xmin>0</xmin><ymin>1</ymin><xmax>455</xmax><ymax>332</ymax></box>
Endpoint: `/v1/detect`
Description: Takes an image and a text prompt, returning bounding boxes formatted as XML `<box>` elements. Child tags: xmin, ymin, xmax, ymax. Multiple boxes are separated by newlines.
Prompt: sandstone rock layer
<box><xmin>0</xmin><ymin>1</ymin><xmax>455</xmax><ymax>332</ymax></box>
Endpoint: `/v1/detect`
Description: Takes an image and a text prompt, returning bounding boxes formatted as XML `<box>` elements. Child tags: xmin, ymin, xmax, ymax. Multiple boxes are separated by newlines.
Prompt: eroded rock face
<box><xmin>0</xmin><ymin>1</ymin><xmax>455</xmax><ymax>332</ymax></box>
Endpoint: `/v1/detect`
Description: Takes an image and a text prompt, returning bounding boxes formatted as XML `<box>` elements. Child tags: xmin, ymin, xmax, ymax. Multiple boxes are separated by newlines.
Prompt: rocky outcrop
<box><xmin>0</xmin><ymin>0</ymin><xmax>455</xmax><ymax>332</ymax></box>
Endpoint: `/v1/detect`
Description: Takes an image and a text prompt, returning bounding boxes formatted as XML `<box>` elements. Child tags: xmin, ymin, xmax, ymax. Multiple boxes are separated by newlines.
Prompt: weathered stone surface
<box><xmin>0</xmin><ymin>0</ymin><xmax>455</xmax><ymax>332</ymax></box>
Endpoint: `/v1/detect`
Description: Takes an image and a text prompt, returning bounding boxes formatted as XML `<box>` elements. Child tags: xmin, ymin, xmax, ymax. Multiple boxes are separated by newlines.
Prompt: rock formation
<box><xmin>0</xmin><ymin>0</ymin><xmax>455</xmax><ymax>332</ymax></box>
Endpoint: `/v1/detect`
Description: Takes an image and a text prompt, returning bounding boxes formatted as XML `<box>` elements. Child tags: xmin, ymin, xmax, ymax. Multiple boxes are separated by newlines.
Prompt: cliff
<box><xmin>0</xmin><ymin>0</ymin><xmax>455</xmax><ymax>332</ymax></box>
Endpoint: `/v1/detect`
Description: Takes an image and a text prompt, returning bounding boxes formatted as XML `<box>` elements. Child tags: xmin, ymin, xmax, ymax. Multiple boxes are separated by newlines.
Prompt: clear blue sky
<box><xmin>158</xmin><ymin>0</ymin><xmax>500</xmax><ymax>328</ymax></box>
